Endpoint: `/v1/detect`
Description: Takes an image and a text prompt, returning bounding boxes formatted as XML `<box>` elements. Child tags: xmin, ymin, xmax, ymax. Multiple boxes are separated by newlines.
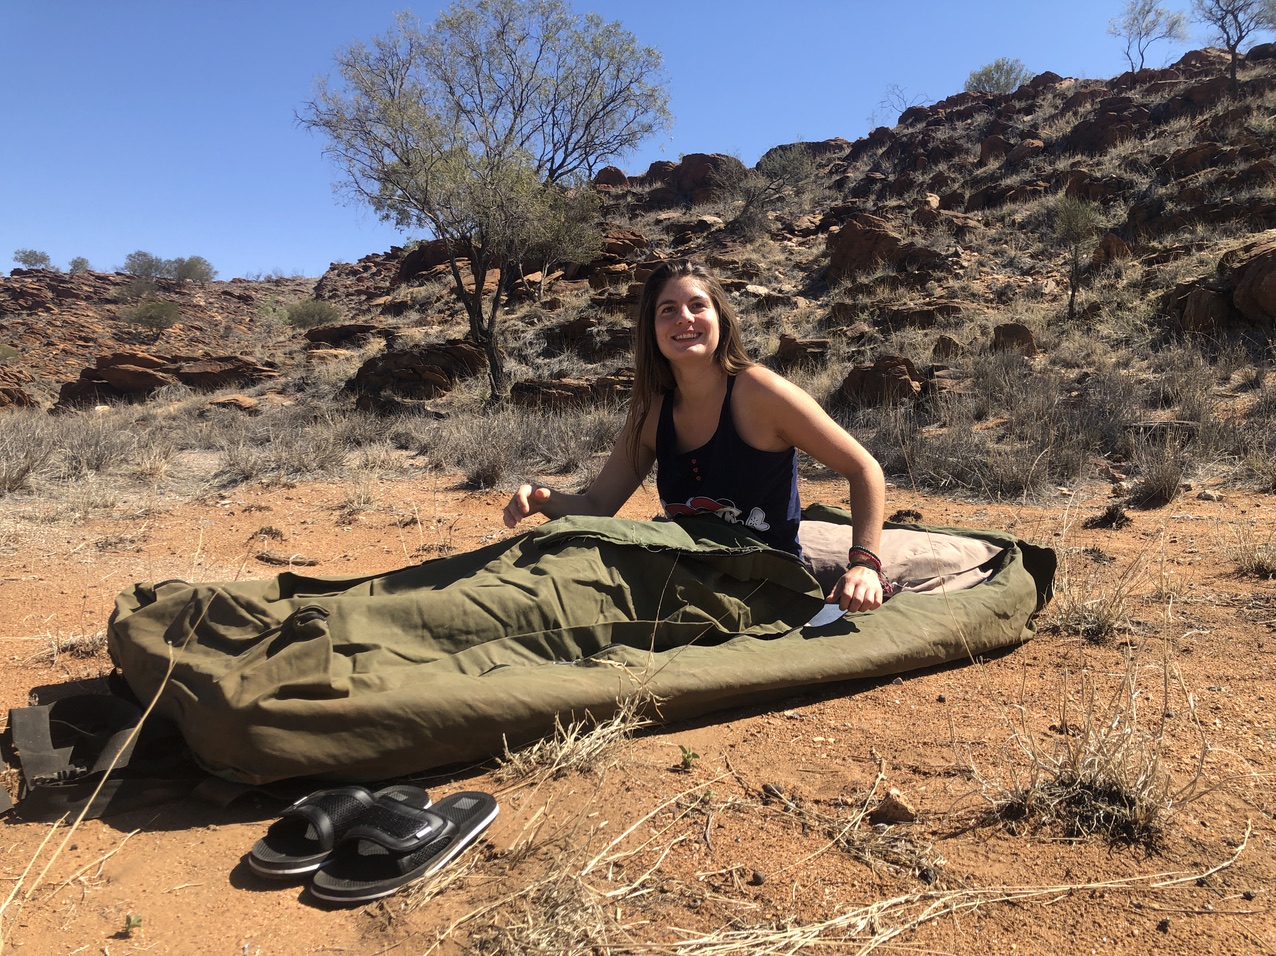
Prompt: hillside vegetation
<box><xmin>2</xmin><ymin>46</ymin><xmax>1276</xmax><ymax>509</ymax></box>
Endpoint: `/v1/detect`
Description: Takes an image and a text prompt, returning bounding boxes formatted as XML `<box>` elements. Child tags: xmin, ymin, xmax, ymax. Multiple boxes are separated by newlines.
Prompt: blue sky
<box><xmin>1</xmin><ymin>1</ymin><xmax>1211</xmax><ymax>280</ymax></box>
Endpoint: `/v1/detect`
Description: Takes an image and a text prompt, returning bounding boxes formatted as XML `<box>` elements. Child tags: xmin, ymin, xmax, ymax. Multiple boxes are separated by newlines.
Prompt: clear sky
<box><xmin>1</xmin><ymin>0</ymin><xmax>1211</xmax><ymax>280</ymax></box>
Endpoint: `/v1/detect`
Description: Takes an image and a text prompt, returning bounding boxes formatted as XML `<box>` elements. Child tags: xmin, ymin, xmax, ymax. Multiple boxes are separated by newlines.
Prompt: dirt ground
<box><xmin>0</xmin><ymin>471</ymin><xmax>1271</xmax><ymax>955</ymax></box>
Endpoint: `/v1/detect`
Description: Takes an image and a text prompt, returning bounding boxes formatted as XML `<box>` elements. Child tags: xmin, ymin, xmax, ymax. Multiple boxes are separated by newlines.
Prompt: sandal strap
<box><xmin>283</xmin><ymin>786</ymin><xmax>374</xmax><ymax>849</ymax></box>
<box><xmin>343</xmin><ymin>799</ymin><xmax>450</xmax><ymax>853</ymax></box>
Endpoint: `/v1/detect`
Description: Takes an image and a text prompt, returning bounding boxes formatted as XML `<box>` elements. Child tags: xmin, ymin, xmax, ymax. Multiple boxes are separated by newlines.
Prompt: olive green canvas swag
<box><xmin>107</xmin><ymin>509</ymin><xmax>1053</xmax><ymax>785</ymax></box>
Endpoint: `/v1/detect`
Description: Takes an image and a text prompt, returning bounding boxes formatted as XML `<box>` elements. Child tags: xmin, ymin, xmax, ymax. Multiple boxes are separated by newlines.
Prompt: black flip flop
<box><xmin>248</xmin><ymin>784</ymin><xmax>429</xmax><ymax>879</ymax></box>
<box><xmin>309</xmin><ymin>790</ymin><xmax>499</xmax><ymax>904</ymax></box>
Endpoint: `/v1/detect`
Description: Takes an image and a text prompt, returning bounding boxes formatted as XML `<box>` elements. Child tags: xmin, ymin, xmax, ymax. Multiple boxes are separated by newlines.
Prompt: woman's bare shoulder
<box><xmin>735</xmin><ymin>365</ymin><xmax>806</xmax><ymax>404</ymax></box>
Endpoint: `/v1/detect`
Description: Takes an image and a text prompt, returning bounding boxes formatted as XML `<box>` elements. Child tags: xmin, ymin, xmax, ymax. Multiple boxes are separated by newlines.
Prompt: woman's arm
<box><xmin>503</xmin><ymin>406</ymin><xmax>658</xmax><ymax>529</ymax></box>
<box><xmin>736</xmin><ymin>368</ymin><xmax>887</xmax><ymax>611</ymax></box>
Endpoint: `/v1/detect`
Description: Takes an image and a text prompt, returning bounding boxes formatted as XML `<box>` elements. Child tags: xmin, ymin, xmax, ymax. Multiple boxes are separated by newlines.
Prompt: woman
<box><xmin>504</xmin><ymin>260</ymin><xmax>887</xmax><ymax>612</ymax></box>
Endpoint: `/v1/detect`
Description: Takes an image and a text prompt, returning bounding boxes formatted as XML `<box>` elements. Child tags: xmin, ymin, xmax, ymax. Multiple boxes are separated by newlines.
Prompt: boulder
<box><xmin>992</xmin><ymin>323</ymin><xmax>1038</xmax><ymax>356</ymax></box>
<box><xmin>1004</xmin><ymin>138</ymin><xmax>1045</xmax><ymax>167</ymax></box>
<box><xmin>594</xmin><ymin>166</ymin><xmax>629</xmax><ymax>188</ymax></box>
<box><xmin>0</xmin><ymin>386</ymin><xmax>38</xmax><ymax>409</ymax></box>
<box><xmin>395</xmin><ymin>239</ymin><xmax>452</xmax><ymax>285</ymax></box>
<box><xmin>600</xmin><ymin>226</ymin><xmax>649</xmax><ymax>257</ymax></box>
<box><xmin>175</xmin><ymin>356</ymin><xmax>280</xmax><ymax>391</ymax></box>
<box><xmin>508</xmin><ymin>371</ymin><xmax>634</xmax><ymax>409</ymax></box>
<box><xmin>672</xmin><ymin>153</ymin><xmax>745</xmax><ymax>205</ymax></box>
<box><xmin>1093</xmin><ymin>232</ymin><xmax>1132</xmax><ymax>267</ymax></box>
<box><xmin>825</xmin><ymin>213</ymin><xmax>948</xmax><ymax>283</ymax></box>
<box><xmin>834</xmin><ymin>355</ymin><xmax>925</xmax><ymax>405</ymax></box>
<box><xmin>303</xmin><ymin>322</ymin><xmax>384</xmax><ymax>346</ymax></box>
<box><xmin>1225</xmin><ymin>238</ymin><xmax>1276</xmax><ymax>327</ymax></box>
<box><xmin>773</xmin><ymin>335</ymin><xmax>829</xmax><ymax>369</ymax></box>
<box><xmin>347</xmin><ymin>340</ymin><xmax>487</xmax><ymax>403</ymax></box>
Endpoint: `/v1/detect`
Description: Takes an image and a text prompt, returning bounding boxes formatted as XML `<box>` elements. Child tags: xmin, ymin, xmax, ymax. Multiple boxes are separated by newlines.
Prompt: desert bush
<box><xmin>53</xmin><ymin>414</ymin><xmax>139</xmax><ymax>478</ymax></box>
<box><xmin>1128</xmin><ymin>432</ymin><xmax>1190</xmax><ymax>506</ymax></box>
<box><xmin>0</xmin><ymin>344</ymin><xmax>18</xmax><ymax>363</ymax></box>
<box><xmin>286</xmin><ymin>299</ymin><xmax>342</xmax><ymax>328</ymax></box>
<box><xmin>171</xmin><ymin>255</ymin><xmax>216</xmax><ymax>285</ymax></box>
<box><xmin>0</xmin><ymin>412</ymin><xmax>59</xmax><ymax>494</ymax></box>
<box><xmin>120</xmin><ymin>300</ymin><xmax>181</xmax><ymax>330</ymax></box>
<box><xmin>115</xmin><ymin>277</ymin><xmax>158</xmax><ymax>303</ymax></box>
<box><xmin>12</xmin><ymin>249</ymin><xmax>53</xmax><ymax>270</ymax></box>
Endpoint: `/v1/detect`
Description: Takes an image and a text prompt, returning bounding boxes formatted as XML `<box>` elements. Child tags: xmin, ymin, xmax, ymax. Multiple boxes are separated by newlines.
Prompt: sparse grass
<box><xmin>1221</xmin><ymin>520</ymin><xmax>1276</xmax><ymax>578</ymax></box>
<box><xmin>966</xmin><ymin>648</ymin><xmax>1209</xmax><ymax>847</ymax></box>
<box><xmin>494</xmin><ymin>695</ymin><xmax>653</xmax><ymax>785</ymax></box>
<box><xmin>1045</xmin><ymin>543</ymin><xmax>1146</xmax><ymax>644</ymax></box>
<box><xmin>0</xmin><ymin>411</ymin><xmax>58</xmax><ymax>494</ymax></box>
<box><xmin>23</xmin><ymin>630</ymin><xmax>108</xmax><ymax>665</ymax></box>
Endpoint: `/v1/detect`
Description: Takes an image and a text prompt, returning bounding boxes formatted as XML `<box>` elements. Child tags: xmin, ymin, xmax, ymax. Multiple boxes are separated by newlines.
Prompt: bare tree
<box><xmin>868</xmin><ymin>84</ymin><xmax>928</xmax><ymax>127</ymax></box>
<box><xmin>715</xmin><ymin>147</ymin><xmax>825</xmax><ymax>241</ymax></box>
<box><xmin>1192</xmin><ymin>0</ymin><xmax>1276</xmax><ymax>89</ymax></box>
<box><xmin>1109</xmin><ymin>0</ymin><xmax>1190</xmax><ymax>70</ymax></box>
<box><xmin>300</xmin><ymin>1</ymin><xmax>670</xmax><ymax>400</ymax></box>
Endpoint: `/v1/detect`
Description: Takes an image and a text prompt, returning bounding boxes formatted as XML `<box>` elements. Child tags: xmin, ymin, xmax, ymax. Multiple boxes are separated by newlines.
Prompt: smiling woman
<box><xmin>504</xmin><ymin>260</ymin><xmax>889</xmax><ymax>613</ymax></box>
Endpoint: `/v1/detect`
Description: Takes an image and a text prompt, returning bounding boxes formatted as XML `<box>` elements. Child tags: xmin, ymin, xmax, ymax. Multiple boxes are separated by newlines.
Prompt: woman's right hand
<box><xmin>503</xmin><ymin>483</ymin><xmax>551</xmax><ymax>529</ymax></box>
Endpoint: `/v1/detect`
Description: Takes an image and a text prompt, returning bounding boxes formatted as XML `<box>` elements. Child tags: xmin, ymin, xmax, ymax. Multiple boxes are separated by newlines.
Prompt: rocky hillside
<box><xmin>3</xmin><ymin>45</ymin><xmax>1276</xmax><ymax>414</ymax></box>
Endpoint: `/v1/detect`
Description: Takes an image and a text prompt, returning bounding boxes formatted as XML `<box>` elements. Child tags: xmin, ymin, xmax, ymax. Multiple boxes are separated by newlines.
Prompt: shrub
<box><xmin>964</xmin><ymin>57</ymin><xmax>1034</xmax><ymax>94</ymax></box>
<box><xmin>1129</xmin><ymin>432</ymin><xmax>1189</xmax><ymax>507</ymax></box>
<box><xmin>286</xmin><ymin>299</ymin><xmax>342</xmax><ymax>328</ymax></box>
<box><xmin>121</xmin><ymin>300</ymin><xmax>182</xmax><ymax>330</ymax></box>
<box><xmin>67</xmin><ymin>256</ymin><xmax>91</xmax><ymax>274</ymax></box>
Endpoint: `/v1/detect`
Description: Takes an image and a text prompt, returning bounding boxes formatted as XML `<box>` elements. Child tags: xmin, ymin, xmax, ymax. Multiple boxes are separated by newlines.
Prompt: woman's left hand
<box><xmin>826</xmin><ymin>564</ymin><xmax>884</xmax><ymax>612</ymax></box>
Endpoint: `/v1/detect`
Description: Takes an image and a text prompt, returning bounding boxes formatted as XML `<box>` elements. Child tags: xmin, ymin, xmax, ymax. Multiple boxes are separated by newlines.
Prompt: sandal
<box><xmin>310</xmin><ymin>790</ymin><xmax>498</xmax><ymax>903</ymax></box>
<box><xmin>248</xmin><ymin>784</ymin><xmax>428</xmax><ymax>879</ymax></box>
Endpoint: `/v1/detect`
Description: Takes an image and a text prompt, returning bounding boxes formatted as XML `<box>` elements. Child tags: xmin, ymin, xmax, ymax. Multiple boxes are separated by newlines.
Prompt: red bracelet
<box><xmin>847</xmin><ymin>545</ymin><xmax>882</xmax><ymax>573</ymax></box>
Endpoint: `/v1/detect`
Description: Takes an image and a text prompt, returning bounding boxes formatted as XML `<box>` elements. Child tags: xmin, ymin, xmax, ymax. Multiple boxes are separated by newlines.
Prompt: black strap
<box><xmin>4</xmin><ymin>694</ymin><xmax>202</xmax><ymax>822</ymax></box>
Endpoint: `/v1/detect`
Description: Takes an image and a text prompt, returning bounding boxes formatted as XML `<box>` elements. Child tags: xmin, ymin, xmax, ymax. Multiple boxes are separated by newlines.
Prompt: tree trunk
<box><xmin>482</xmin><ymin>266</ymin><xmax>510</xmax><ymax>403</ymax></box>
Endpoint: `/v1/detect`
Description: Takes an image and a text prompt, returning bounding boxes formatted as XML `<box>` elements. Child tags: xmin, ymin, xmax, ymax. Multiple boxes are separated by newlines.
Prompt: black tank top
<box><xmin>656</xmin><ymin>376</ymin><xmax>802</xmax><ymax>554</ymax></box>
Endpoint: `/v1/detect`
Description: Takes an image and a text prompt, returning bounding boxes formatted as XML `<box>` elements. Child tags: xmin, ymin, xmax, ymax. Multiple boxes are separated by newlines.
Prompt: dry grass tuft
<box><xmin>24</xmin><ymin>630</ymin><xmax>108</xmax><ymax>666</ymax></box>
<box><xmin>966</xmin><ymin>649</ymin><xmax>1209</xmax><ymax>847</ymax></box>
<box><xmin>494</xmin><ymin>694</ymin><xmax>654</xmax><ymax>785</ymax></box>
<box><xmin>1221</xmin><ymin>520</ymin><xmax>1276</xmax><ymax>578</ymax></box>
<box><xmin>1045</xmin><ymin>544</ymin><xmax>1146</xmax><ymax>644</ymax></box>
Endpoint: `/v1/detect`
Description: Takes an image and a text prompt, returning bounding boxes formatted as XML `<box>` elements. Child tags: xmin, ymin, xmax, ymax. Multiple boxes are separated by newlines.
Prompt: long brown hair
<box><xmin>626</xmin><ymin>261</ymin><xmax>754</xmax><ymax>467</ymax></box>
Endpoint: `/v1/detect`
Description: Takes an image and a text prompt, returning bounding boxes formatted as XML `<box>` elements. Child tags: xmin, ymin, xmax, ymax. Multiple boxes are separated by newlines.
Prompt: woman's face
<box><xmin>653</xmin><ymin>275</ymin><xmax>720</xmax><ymax>365</ymax></box>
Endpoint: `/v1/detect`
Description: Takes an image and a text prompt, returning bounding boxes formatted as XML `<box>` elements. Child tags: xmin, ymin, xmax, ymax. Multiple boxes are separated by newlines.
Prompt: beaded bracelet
<box><xmin>847</xmin><ymin>545</ymin><xmax>882</xmax><ymax>573</ymax></box>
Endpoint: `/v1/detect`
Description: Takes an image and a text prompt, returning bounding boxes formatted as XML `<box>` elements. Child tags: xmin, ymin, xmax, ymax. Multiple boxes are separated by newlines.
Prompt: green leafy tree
<box><xmin>122</xmin><ymin>250</ymin><xmax>167</xmax><ymax>278</ymax></box>
<box><xmin>300</xmin><ymin>0</ymin><xmax>670</xmax><ymax>399</ymax></box>
<box><xmin>1109</xmin><ymin>1</ymin><xmax>1190</xmax><ymax>70</ymax></box>
<box><xmin>172</xmin><ymin>255</ymin><xmax>217</xmax><ymax>285</ymax></box>
<box><xmin>13</xmin><ymin>249</ymin><xmax>53</xmax><ymax>270</ymax></box>
<box><xmin>1054</xmin><ymin>197</ymin><xmax>1102</xmax><ymax>321</ymax></box>
<box><xmin>68</xmin><ymin>256</ymin><xmax>92</xmax><ymax>274</ymax></box>
<box><xmin>519</xmin><ymin>183</ymin><xmax>603</xmax><ymax>300</ymax></box>
<box><xmin>964</xmin><ymin>57</ymin><xmax>1034</xmax><ymax>94</ymax></box>
<box><xmin>1192</xmin><ymin>0</ymin><xmax>1276</xmax><ymax>90</ymax></box>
